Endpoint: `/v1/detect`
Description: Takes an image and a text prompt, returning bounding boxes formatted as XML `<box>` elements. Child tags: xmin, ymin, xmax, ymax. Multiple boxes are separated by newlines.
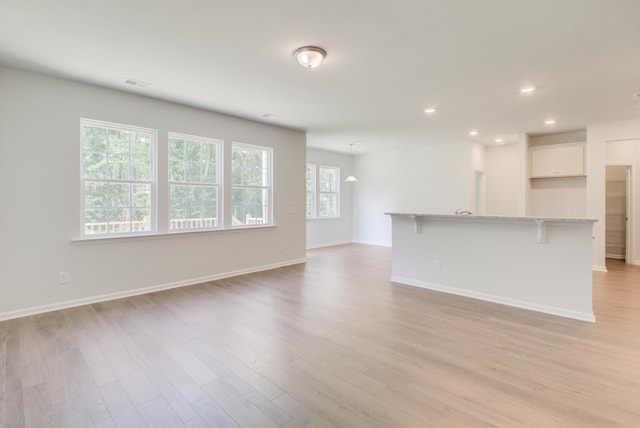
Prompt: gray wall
<box><xmin>352</xmin><ymin>142</ymin><xmax>473</xmax><ymax>246</ymax></box>
<box><xmin>306</xmin><ymin>147</ymin><xmax>354</xmax><ymax>248</ymax></box>
<box><xmin>0</xmin><ymin>66</ymin><xmax>306</xmax><ymax>318</ymax></box>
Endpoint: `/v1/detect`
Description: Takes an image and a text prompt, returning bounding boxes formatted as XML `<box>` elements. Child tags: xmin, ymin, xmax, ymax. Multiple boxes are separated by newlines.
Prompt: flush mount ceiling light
<box><xmin>544</xmin><ymin>118</ymin><xmax>556</xmax><ymax>125</ymax></box>
<box><xmin>424</xmin><ymin>107</ymin><xmax>436</xmax><ymax>114</ymax></box>
<box><xmin>345</xmin><ymin>142</ymin><xmax>358</xmax><ymax>182</ymax></box>
<box><xmin>293</xmin><ymin>46</ymin><xmax>326</xmax><ymax>69</ymax></box>
<box><xmin>469</xmin><ymin>130</ymin><xmax>478</xmax><ymax>136</ymax></box>
<box><xmin>520</xmin><ymin>86</ymin><xmax>535</xmax><ymax>94</ymax></box>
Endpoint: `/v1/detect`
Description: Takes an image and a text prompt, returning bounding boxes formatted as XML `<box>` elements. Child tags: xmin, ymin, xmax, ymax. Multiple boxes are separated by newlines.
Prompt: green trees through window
<box><xmin>306</xmin><ymin>164</ymin><xmax>316</xmax><ymax>217</ymax></box>
<box><xmin>231</xmin><ymin>143</ymin><xmax>272</xmax><ymax>225</ymax></box>
<box><xmin>169</xmin><ymin>134</ymin><xmax>220</xmax><ymax>230</ymax></box>
<box><xmin>306</xmin><ymin>164</ymin><xmax>339</xmax><ymax>218</ymax></box>
<box><xmin>80</xmin><ymin>119</ymin><xmax>273</xmax><ymax>237</ymax></box>
<box><xmin>82</xmin><ymin>120</ymin><xmax>154</xmax><ymax>235</ymax></box>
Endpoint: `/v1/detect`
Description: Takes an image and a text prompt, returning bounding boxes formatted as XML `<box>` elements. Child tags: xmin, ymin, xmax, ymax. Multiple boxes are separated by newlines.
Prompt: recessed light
<box><xmin>495</xmin><ymin>138</ymin><xmax>503</xmax><ymax>144</ymax></box>
<box><xmin>544</xmin><ymin>118</ymin><xmax>556</xmax><ymax>125</ymax></box>
<box><xmin>424</xmin><ymin>108</ymin><xmax>436</xmax><ymax>114</ymax></box>
<box><xmin>469</xmin><ymin>130</ymin><xmax>478</xmax><ymax>136</ymax></box>
<box><xmin>520</xmin><ymin>86</ymin><xmax>535</xmax><ymax>94</ymax></box>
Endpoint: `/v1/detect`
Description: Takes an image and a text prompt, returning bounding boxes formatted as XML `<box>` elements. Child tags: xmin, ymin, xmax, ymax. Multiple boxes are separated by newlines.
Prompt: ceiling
<box><xmin>1</xmin><ymin>0</ymin><xmax>639</xmax><ymax>154</ymax></box>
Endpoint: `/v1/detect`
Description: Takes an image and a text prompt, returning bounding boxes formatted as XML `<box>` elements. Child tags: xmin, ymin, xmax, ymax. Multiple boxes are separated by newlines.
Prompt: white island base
<box><xmin>386</xmin><ymin>213</ymin><xmax>597</xmax><ymax>322</ymax></box>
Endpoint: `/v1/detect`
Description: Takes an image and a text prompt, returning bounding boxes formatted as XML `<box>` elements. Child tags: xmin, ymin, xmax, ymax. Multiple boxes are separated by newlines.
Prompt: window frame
<box><xmin>231</xmin><ymin>142</ymin><xmax>273</xmax><ymax>227</ymax></box>
<box><xmin>77</xmin><ymin>120</ymin><xmax>281</xmax><ymax>242</ymax></box>
<box><xmin>168</xmin><ymin>132</ymin><xmax>222</xmax><ymax>232</ymax></box>
<box><xmin>80</xmin><ymin>118</ymin><xmax>157</xmax><ymax>238</ymax></box>
<box><xmin>306</xmin><ymin>164</ymin><xmax>341</xmax><ymax>219</ymax></box>
<box><xmin>306</xmin><ymin>163</ymin><xmax>317</xmax><ymax>218</ymax></box>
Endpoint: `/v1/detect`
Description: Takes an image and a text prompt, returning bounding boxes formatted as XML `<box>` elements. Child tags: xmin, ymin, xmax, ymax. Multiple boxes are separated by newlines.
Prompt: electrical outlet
<box><xmin>434</xmin><ymin>260</ymin><xmax>441</xmax><ymax>270</ymax></box>
<box><xmin>58</xmin><ymin>272</ymin><xmax>69</xmax><ymax>284</ymax></box>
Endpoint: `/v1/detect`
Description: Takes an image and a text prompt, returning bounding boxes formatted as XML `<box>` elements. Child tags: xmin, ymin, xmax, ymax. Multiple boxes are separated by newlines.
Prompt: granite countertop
<box><xmin>384</xmin><ymin>213</ymin><xmax>598</xmax><ymax>223</ymax></box>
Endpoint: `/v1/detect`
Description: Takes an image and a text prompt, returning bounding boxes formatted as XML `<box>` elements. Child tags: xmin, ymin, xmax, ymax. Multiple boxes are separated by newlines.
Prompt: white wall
<box><xmin>389</xmin><ymin>215</ymin><xmax>595</xmax><ymax>321</ymax></box>
<box><xmin>528</xmin><ymin>130</ymin><xmax>587</xmax><ymax>147</ymax></box>
<box><xmin>606</xmin><ymin>140</ymin><xmax>640</xmax><ymax>264</ymax></box>
<box><xmin>471</xmin><ymin>142</ymin><xmax>485</xmax><ymax>173</ymax></box>
<box><xmin>0</xmin><ymin>66</ymin><xmax>306</xmax><ymax>319</ymax></box>
<box><xmin>588</xmin><ymin>119</ymin><xmax>640</xmax><ymax>270</ymax></box>
<box><xmin>306</xmin><ymin>148</ymin><xmax>354</xmax><ymax>248</ymax></box>
<box><xmin>471</xmin><ymin>142</ymin><xmax>486</xmax><ymax>215</ymax></box>
<box><xmin>485</xmin><ymin>143</ymin><xmax>522</xmax><ymax>216</ymax></box>
<box><xmin>528</xmin><ymin>178</ymin><xmax>587</xmax><ymax>218</ymax></box>
<box><xmin>526</xmin><ymin>131</ymin><xmax>587</xmax><ymax>218</ymax></box>
<box><xmin>352</xmin><ymin>141</ymin><xmax>472</xmax><ymax>246</ymax></box>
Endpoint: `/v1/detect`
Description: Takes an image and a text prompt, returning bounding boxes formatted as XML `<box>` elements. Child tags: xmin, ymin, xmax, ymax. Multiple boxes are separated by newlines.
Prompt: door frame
<box><xmin>625</xmin><ymin>165</ymin><xmax>633</xmax><ymax>263</ymax></box>
<box><xmin>606</xmin><ymin>164</ymin><xmax>633</xmax><ymax>264</ymax></box>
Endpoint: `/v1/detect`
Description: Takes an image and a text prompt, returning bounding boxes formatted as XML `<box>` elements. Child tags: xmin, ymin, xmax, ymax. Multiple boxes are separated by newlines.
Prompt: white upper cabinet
<box><xmin>530</xmin><ymin>146</ymin><xmax>558</xmax><ymax>177</ymax></box>
<box><xmin>529</xmin><ymin>142</ymin><xmax>585</xmax><ymax>178</ymax></box>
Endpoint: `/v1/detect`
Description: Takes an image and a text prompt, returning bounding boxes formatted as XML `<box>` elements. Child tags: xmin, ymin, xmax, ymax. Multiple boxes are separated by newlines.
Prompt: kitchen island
<box><xmin>385</xmin><ymin>213</ymin><xmax>597</xmax><ymax>322</ymax></box>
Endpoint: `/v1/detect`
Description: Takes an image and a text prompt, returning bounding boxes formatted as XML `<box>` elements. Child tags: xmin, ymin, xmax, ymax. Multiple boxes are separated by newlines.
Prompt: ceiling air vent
<box><xmin>124</xmin><ymin>78</ymin><xmax>151</xmax><ymax>89</ymax></box>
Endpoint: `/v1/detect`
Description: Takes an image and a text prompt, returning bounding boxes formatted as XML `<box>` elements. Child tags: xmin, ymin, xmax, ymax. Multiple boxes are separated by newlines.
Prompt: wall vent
<box><xmin>124</xmin><ymin>78</ymin><xmax>152</xmax><ymax>88</ymax></box>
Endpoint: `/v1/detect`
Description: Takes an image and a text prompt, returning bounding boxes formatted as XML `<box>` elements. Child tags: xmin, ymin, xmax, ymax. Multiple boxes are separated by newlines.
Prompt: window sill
<box><xmin>72</xmin><ymin>224</ymin><xmax>277</xmax><ymax>245</ymax></box>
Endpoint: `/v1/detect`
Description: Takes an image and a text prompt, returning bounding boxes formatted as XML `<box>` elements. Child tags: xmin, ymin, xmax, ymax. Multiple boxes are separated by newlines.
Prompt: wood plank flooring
<box><xmin>1</xmin><ymin>244</ymin><xmax>639</xmax><ymax>427</ymax></box>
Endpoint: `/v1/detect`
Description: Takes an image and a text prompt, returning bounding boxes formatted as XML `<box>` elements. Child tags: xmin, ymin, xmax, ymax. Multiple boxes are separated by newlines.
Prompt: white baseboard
<box><xmin>0</xmin><ymin>258</ymin><xmax>307</xmax><ymax>322</ymax></box>
<box><xmin>391</xmin><ymin>276</ymin><xmax>595</xmax><ymax>323</ymax></box>
<box><xmin>614</xmin><ymin>260</ymin><xmax>640</xmax><ymax>266</ymax></box>
<box><xmin>351</xmin><ymin>240</ymin><xmax>392</xmax><ymax>248</ymax></box>
<box><xmin>592</xmin><ymin>265</ymin><xmax>608</xmax><ymax>272</ymax></box>
<box><xmin>306</xmin><ymin>240</ymin><xmax>352</xmax><ymax>250</ymax></box>
<box><xmin>605</xmin><ymin>254</ymin><xmax>625</xmax><ymax>260</ymax></box>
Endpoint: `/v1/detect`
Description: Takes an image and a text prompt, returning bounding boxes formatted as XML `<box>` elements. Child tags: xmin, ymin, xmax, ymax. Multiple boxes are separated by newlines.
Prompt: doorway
<box><xmin>605</xmin><ymin>165</ymin><xmax>631</xmax><ymax>262</ymax></box>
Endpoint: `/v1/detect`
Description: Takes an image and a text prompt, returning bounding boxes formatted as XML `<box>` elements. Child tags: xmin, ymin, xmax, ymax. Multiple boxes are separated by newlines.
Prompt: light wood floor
<box><xmin>1</xmin><ymin>244</ymin><xmax>639</xmax><ymax>427</ymax></box>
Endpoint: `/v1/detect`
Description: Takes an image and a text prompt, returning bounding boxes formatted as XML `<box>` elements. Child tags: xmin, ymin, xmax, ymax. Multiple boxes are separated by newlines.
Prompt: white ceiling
<box><xmin>1</xmin><ymin>0</ymin><xmax>639</xmax><ymax>153</ymax></box>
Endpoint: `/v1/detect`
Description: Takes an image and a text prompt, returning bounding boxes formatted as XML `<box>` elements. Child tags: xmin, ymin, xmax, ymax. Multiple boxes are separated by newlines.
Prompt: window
<box><xmin>306</xmin><ymin>164</ymin><xmax>340</xmax><ymax>218</ymax></box>
<box><xmin>306</xmin><ymin>164</ymin><xmax>316</xmax><ymax>217</ymax></box>
<box><xmin>231</xmin><ymin>143</ymin><xmax>272</xmax><ymax>226</ymax></box>
<box><xmin>318</xmin><ymin>166</ymin><xmax>340</xmax><ymax>217</ymax></box>
<box><xmin>81</xmin><ymin>119</ymin><xmax>156</xmax><ymax>236</ymax></box>
<box><xmin>80</xmin><ymin>119</ymin><xmax>277</xmax><ymax>238</ymax></box>
<box><xmin>168</xmin><ymin>133</ymin><xmax>221</xmax><ymax>231</ymax></box>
